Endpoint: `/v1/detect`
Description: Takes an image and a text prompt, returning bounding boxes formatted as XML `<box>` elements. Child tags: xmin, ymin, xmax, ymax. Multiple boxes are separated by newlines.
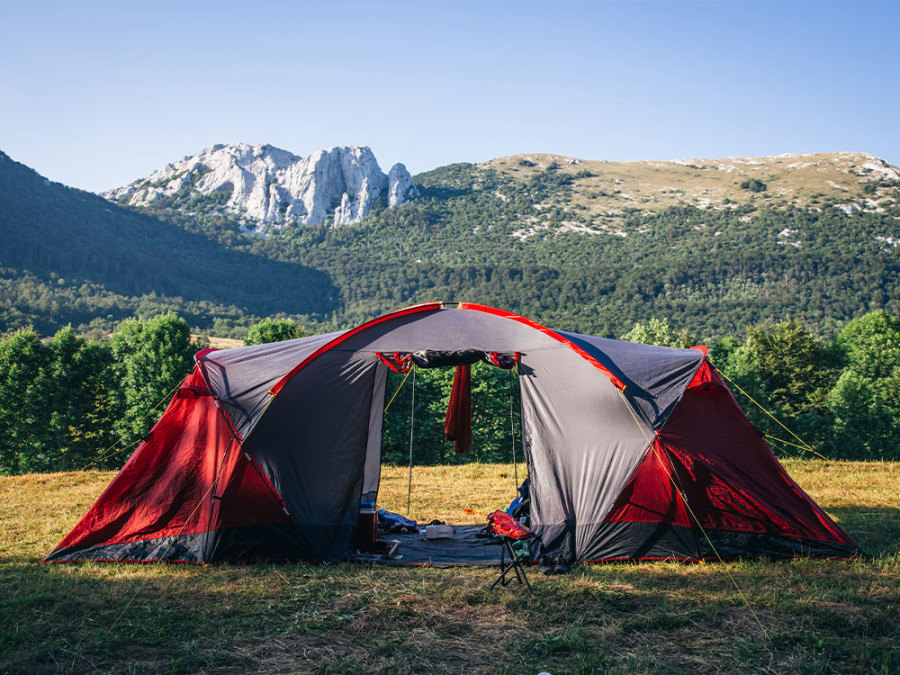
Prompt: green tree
<box><xmin>826</xmin><ymin>310</ymin><xmax>900</xmax><ymax>458</ymax></box>
<box><xmin>826</xmin><ymin>370</ymin><xmax>893</xmax><ymax>459</ymax></box>
<box><xmin>719</xmin><ymin>320</ymin><xmax>839</xmax><ymax>454</ymax></box>
<box><xmin>0</xmin><ymin>329</ymin><xmax>51</xmax><ymax>474</ymax></box>
<box><xmin>621</xmin><ymin>317</ymin><xmax>696</xmax><ymax>348</ymax></box>
<box><xmin>740</xmin><ymin>178</ymin><xmax>767</xmax><ymax>192</ymax></box>
<box><xmin>834</xmin><ymin>310</ymin><xmax>900</xmax><ymax>383</ymax></box>
<box><xmin>45</xmin><ymin>327</ymin><xmax>118</xmax><ymax>470</ymax></box>
<box><xmin>381</xmin><ymin>362</ymin><xmax>521</xmax><ymax>466</ymax></box>
<box><xmin>710</xmin><ymin>335</ymin><xmax>741</xmax><ymax>368</ymax></box>
<box><xmin>244</xmin><ymin>318</ymin><xmax>307</xmax><ymax>345</ymax></box>
<box><xmin>110</xmin><ymin>313</ymin><xmax>197</xmax><ymax>449</ymax></box>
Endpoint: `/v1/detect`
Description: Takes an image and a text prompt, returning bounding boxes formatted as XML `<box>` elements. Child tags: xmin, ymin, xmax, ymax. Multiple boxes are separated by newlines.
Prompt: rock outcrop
<box><xmin>104</xmin><ymin>143</ymin><xmax>419</xmax><ymax>233</ymax></box>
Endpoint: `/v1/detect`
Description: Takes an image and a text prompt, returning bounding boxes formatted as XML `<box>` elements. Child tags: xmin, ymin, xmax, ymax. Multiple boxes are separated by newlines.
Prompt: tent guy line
<box><xmin>713</xmin><ymin>364</ymin><xmax>829</xmax><ymax>461</ymax></box>
<box><xmin>45</xmin><ymin>302</ymin><xmax>862</xmax><ymax>567</ymax></box>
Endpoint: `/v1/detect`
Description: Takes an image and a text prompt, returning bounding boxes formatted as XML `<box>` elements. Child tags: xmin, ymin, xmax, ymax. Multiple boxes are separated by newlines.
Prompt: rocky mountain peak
<box><xmin>103</xmin><ymin>143</ymin><xmax>419</xmax><ymax>233</ymax></box>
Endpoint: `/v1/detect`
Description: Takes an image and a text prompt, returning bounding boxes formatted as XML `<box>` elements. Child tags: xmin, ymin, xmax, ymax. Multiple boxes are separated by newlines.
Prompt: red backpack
<box><xmin>486</xmin><ymin>510</ymin><xmax>534</xmax><ymax>540</ymax></box>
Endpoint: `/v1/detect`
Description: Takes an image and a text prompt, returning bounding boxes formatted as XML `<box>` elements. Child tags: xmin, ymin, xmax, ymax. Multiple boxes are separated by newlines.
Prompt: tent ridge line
<box><xmin>195</xmin><ymin>352</ymin><xmax>244</xmax><ymax>445</ymax></box>
<box><xmin>268</xmin><ymin>302</ymin><xmax>444</xmax><ymax>397</ymax></box>
<box><xmin>654</xmin><ymin>353</ymin><xmax>711</xmax><ymax>434</ymax></box>
<box><xmin>456</xmin><ymin>302</ymin><xmax>628</xmax><ymax>390</ymax></box>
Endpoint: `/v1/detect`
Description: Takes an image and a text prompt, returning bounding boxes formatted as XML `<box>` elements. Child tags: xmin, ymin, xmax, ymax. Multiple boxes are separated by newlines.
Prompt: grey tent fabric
<box><xmin>241</xmin><ymin>349</ymin><xmax>379</xmax><ymax>561</ymax></box>
<box><xmin>200</xmin><ymin>330</ymin><xmax>347</xmax><ymax>438</ymax></box>
<box><xmin>519</xmin><ymin>346</ymin><xmax>654</xmax><ymax>563</ymax></box>
<box><xmin>336</xmin><ymin>305</ymin><xmax>563</xmax><ymax>354</ymax></box>
<box><xmin>50</xmin><ymin>302</ymin><xmax>861</xmax><ymax>567</ymax></box>
<box><xmin>197</xmin><ymin>306</ymin><xmax>680</xmax><ymax>563</ymax></box>
<box><xmin>557</xmin><ymin>331</ymin><xmax>705</xmax><ymax>428</ymax></box>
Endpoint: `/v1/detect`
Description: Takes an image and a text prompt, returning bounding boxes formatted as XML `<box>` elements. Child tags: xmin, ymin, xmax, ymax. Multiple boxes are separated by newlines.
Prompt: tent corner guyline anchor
<box><xmin>615</xmin><ymin>382</ymin><xmax>770</xmax><ymax>641</ymax></box>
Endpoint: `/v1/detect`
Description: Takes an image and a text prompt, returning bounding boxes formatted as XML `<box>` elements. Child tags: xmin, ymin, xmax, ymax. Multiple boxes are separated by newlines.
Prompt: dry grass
<box><xmin>485</xmin><ymin>151</ymin><xmax>899</xmax><ymax>231</ymax></box>
<box><xmin>0</xmin><ymin>470</ymin><xmax>113</xmax><ymax>562</ymax></box>
<box><xmin>780</xmin><ymin>458</ymin><xmax>898</xmax><ymax>509</ymax></box>
<box><xmin>1</xmin><ymin>461</ymin><xmax>898</xmax><ymax>673</ymax></box>
<box><xmin>377</xmin><ymin>462</ymin><xmax>527</xmax><ymax>524</ymax></box>
<box><xmin>191</xmin><ymin>334</ymin><xmax>244</xmax><ymax>349</ymax></box>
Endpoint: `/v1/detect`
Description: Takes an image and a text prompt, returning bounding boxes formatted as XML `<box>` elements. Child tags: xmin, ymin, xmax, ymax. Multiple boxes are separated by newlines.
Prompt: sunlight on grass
<box><xmin>1</xmin><ymin>460</ymin><xmax>897</xmax><ymax>673</ymax></box>
<box><xmin>377</xmin><ymin>462</ymin><xmax>526</xmax><ymax>524</ymax></box>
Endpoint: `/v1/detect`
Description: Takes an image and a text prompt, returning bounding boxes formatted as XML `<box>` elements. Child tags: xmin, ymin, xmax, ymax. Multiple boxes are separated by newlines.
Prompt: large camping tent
<box><xmin>46</xmin><ymin>303</ymin><xmax>860</xmax><ymax>565</ymax></box>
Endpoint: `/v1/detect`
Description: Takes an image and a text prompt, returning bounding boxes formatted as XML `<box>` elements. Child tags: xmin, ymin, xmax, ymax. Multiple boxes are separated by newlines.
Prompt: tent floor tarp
<box><xmin>352</xmin><ymin>526</ymin><xmax>513</xmax><ymax>567</ymax></box>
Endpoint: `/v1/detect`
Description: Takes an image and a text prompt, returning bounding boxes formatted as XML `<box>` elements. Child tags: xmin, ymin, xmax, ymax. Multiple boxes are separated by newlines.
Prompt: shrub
<box><xmin>740</xmin><ymin>178</ymin><xmax>767</xmax><ymax>193</ymax></box>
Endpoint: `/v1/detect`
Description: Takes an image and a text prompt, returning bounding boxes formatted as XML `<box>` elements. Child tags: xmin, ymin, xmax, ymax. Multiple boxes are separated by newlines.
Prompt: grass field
<box><xmin>1</xmin><ymin>460</ymin><xmax>897</xmax><ymax>673</ymax></box>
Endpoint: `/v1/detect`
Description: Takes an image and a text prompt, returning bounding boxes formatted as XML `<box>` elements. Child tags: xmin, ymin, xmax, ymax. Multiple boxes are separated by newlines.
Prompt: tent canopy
<box><xmin>46</xmin><ymin>302</ymin><xmax>861</xmax><ymax>565</ymax></box>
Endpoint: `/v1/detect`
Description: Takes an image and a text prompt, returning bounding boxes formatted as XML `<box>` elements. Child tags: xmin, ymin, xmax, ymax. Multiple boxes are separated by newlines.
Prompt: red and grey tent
<box><xmin>46</xmin><ymin>302</ymin><xmax>861</xmax><ymax>565</ymax></box>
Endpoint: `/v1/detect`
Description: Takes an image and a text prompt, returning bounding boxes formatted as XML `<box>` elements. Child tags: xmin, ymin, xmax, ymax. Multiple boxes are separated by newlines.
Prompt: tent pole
<box><xmin>194</xmin><ymin>356</ymin><xmax>242</xmax><ymax>562</ymax></box>
<box><xmin>406</xmin><ymin>366</ymin><xmax>417</xmax><ymax>515</ymax></box>
<box><xmin>509</xmin><ymin>367</ymin><xmax>518</xmax><ymax>491</ymax></box>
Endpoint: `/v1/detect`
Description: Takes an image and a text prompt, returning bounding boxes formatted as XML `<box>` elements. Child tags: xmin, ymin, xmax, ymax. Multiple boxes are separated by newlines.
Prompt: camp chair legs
<box><xmin>490</xmin><ymin>537</ymin><xmax>534</xmax><ymax>595</ymax></box>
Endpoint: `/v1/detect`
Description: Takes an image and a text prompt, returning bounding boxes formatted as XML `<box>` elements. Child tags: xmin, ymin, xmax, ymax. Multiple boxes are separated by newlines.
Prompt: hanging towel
<box><xmin>444</xmin><ymin>365</ymin><xmax>472</xmax><ymax>454</ymax></box>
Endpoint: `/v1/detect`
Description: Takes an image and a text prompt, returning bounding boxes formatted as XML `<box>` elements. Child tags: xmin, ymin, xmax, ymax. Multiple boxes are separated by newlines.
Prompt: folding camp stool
<box><xmin>490</xmin><ymin>533</ymin><xmax>534</xmax><ymax>596</ymax></box>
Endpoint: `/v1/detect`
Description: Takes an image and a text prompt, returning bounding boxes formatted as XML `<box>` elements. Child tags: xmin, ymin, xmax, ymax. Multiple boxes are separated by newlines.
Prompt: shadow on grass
<box><xmin>828</xmin><ymin>506</ymin><xmax>900</xmax><ymax>558</ymax></box>
<box><xmin>2</xmin><ymin>503</ymin><xmax>897</xmax><ymax>673</ymax></box>
<box><xmin>2</xmin><ymin>549</ymin><xmax>898</xmax><ymax>674</ymax></box>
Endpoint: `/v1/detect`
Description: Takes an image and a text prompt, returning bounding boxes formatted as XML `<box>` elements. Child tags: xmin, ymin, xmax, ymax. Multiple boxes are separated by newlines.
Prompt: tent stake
<box><xmin>406</xmin><ymin>367</ymin><xmax>417</xmax><ymax>515</ymax></box>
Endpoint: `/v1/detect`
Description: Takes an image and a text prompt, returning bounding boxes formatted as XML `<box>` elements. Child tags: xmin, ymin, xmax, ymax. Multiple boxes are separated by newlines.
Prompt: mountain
<box><xmin>302</xmin><ymin>154</ymin><xmax>900</xmax><ymax>334</ymax></box>
<box><xmin>104</xmin><ymin>143</ymin><xmax>419</xmax><ymax>233</ymax></box>
<box><xmin>2</xmin><ymin>147</ymin><xmax>899</xmax><ymax>340</ymax></box>
<box><xmin>0</xmin><ymin>150</ymin><xmax>338</xmax><ymax>335</ymax></box>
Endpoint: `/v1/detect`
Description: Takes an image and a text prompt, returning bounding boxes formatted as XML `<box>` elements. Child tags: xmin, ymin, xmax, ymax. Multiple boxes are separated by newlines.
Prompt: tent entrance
<box><xmin>358</xmin><ymin>464</ymin><xmax>531</xmax><ymax>567</ymax></box>
<box><xmin>359</xmin><ymin>353</ymin><xmax>529</xmax><ymax>565</ymax></box>
<box><xmin>369</xmin><ymin>350</ymin><xmax>525</xmax><ymax>483</ymax></box>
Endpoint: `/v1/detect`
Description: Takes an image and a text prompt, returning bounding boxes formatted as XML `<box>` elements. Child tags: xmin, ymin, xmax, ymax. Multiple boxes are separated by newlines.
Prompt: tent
<box><xmin>46</xmin><ymin>302</ymin><xmax>861</xmax><ymax>565</ymax></box>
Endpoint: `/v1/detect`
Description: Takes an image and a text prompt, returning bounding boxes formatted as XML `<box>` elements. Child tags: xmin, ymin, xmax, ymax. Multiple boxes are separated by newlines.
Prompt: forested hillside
<box><xmin>1</xmin><ymin>150</ymin><xmax>899</xmax><ymax>342</ymax></box>
<box><xmin>2</xmin><ymin>150</ymin><xmax>900</xmax><ymax>474</ymax></box>
<box><xmin>0</xmin><ymin>151</ymin><xmax>337</xmax><ymax>335</ymax></box>
<box><xmin>122</xmin><ymin>157</ymin><xmax>900</xmax><ymax>341</ymax></box>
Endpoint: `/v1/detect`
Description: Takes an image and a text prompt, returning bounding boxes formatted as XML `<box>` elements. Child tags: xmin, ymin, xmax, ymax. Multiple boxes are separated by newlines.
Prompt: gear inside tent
<box><xmin>46</xmin><ymin>303</ymin><xmax>862</xmax><ymax>566</ymax></box>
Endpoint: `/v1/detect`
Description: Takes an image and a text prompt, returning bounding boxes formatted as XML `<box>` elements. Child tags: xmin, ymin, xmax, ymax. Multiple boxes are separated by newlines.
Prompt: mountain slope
<box><xmin>2</xmin><ymin>148</ymin><xmax>900</xmax><ymax>340</ymax></box>
<box><xmin>288</xmin><ymin>159</ymin><xmax>900</xmax><ymax>337</ymax></box>
<box><xmin>0</xmin><ymin>151</ymin><xmax>338</xmax><ymax>332</ymax></box>
<box><xmin>476</xmin><ymin>151</ymin><xmax>900</xmax><ymax>238</ymax></box>
<box><xmin>104</xmin><ymin>143</ymin><xmax>419</xmax><ymax>233</ymax></box>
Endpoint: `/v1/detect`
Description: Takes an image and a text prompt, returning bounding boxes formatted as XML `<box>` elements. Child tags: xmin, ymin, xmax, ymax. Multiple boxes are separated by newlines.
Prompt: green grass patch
<box><xmin>1</xmin><ymin>461</ymin><xmax>897</xmax><ymax>673</ymax></box>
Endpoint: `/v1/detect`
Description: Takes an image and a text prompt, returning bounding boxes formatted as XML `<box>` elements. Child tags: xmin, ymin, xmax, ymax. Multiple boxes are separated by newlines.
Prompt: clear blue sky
<box><xmin>2</xmin><ymin>0</ymin><xmax>898</xmax><ymax>193</ymax></box>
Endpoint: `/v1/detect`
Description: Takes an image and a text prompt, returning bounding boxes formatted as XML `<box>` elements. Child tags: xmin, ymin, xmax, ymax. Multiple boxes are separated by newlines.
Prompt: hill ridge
<box><xmin>475</xmin><ymin>151</ymin><xmax>899</xmax><ymax>236</ymax></box>
<box><xmin>2</xmin><ymin>147</ymin><xmax>899</xmax><ymax>340</ymax></box>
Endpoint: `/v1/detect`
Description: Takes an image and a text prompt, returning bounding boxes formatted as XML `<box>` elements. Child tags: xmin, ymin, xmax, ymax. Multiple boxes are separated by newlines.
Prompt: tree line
<box><xmin>0</xmin><ymin>314</ymin><xmax>303</xmax><ymax>474</ymax></box>
<box><xmin>2</xmin><ymin>309</ymin><xmax>898</xmax><ymax>476</ymax></box>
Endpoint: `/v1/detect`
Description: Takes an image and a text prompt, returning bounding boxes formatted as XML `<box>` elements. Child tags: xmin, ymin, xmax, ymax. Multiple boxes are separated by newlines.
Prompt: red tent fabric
<box><xmin>48</xmin><ymin>369</ymin><xmax>294</xmax><ymax>563</ymax></box>
<box><xmin>600</xmin><ymin>362</ymin><xmax>855</xmax><ymax>560</ymax></box>
<box><xmin>46</xmin><ymin>304</ymin><xmax>862</xmax><ymax>565</ymax></box>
